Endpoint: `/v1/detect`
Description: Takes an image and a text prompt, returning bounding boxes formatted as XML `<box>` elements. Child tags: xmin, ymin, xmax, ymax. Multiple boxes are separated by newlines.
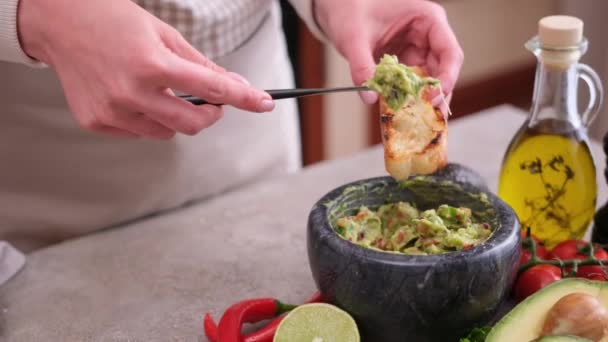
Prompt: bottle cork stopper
<box><xmin>538</xmin><ymin>15</ymin><xmax>583</xmax><ymax>48</ymax></box>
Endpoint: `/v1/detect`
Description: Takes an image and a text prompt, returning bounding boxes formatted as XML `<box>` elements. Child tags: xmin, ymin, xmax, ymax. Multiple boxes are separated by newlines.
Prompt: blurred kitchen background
<box><xmin>279</xmin><ymin>0</ymin><xmax>608</xmax><ymax>167</ymax></box>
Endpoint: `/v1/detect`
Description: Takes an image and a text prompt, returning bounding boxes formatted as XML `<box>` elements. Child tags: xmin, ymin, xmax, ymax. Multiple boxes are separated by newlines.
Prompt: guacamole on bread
<box><xmin>363</xmin><ymin>54</ymin><xmax>440</xmax><ymax>111</ymax></box>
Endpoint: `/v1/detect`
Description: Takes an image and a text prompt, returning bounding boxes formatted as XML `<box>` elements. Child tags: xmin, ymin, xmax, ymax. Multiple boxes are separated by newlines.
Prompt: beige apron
<box><xmin>0</xmin><ymin>1</ymin><xmax>301</xmax><ymax>253</ymax></box>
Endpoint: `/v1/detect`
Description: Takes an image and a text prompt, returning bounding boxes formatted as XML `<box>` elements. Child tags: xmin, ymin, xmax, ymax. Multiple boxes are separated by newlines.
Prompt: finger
<box><xmin>98</xmin><ymin>111</ymin><xmax>176</xmax><ymax>140</ymax></box>
<box><xmin>162</xmin><ymin>54</ymin><xmax>274</xmax><ymax>113</ymax></box>
<box><xmin>429</xmin><ymin>89</ymin><xmax>452</xmax><ymax>118</ymax></box>
<box><xmin>360</xmin><ymin>90</ymin><xmax>378</xmax><ymax>104</ymax></box>
<box><xmin>408</xmin><ymin>26</ymin><xmax>430</xmax><ymax>49</ymax></box>
<box><xmin>161</xmin><ymin>28</ymin><xmax>253</xmax><ymax>87</ymax></box>
<box><xmin>225</xmin><ymin>72</ymin><xmax>250</xmax><ymax>86</ymax></box>
<box><xmin>140</xmin><ymin>92</ymin><xmax>224</xmax><ymax>136</ymax></box>
<box><xmin>161</xmin><ymin>28</ymin><xmax>225</xmax><ymax>73</ymax></box>
<box><xmin>340</xmin><ymin>34</ymin><xmax>378</xmax><ymax>104</ymax></box>
<box><xmin>91</xmin><ymin>125</ymin><xmax>140</xmax><ymax>138</ymax></box>
<box><xmin>378</xmin><ymin>21</ymin><xmax>429</xmax><ymax>58</ymax></box>
<box><xmin>440</xmin><ymin>92</ymin><xmax>453</xmax><ymax>118</ymax></box>
<box><xmin>73</xmin><ymin>112</ymin><xmax>140</xmax><ymax>138</ymax></box>
<box><xmin>428</xmin><ymin>18</ymin><xmax>464</xmax><ymax>94</ymax></box>
<box><xmin>445</xmin><ymin>92</ymin><xmax>453</xmax><ymax>105</ymax></box>
<box><xmin>400</xmin><ymin>46</ymin><xmax>428</xmax><ymax>68</ymax></box>
<box><xmin>411</xmin><ymin>1</ymin><xmax>463</xmax><ymax>94</ymax></box>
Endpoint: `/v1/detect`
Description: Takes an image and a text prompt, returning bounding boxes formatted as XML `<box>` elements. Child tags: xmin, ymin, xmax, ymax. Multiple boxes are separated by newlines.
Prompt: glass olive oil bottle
<box><xmin>498</xmin><ymin>16</ymin><xmax>604</xmax><ymax>249</ymax></box>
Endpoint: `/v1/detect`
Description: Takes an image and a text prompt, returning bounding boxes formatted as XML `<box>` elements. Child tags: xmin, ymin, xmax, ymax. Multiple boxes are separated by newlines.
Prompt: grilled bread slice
<box><xmin>379</xmin><ymin>68</ymin><xmax>447</xmax><ymax>180</ymax></box>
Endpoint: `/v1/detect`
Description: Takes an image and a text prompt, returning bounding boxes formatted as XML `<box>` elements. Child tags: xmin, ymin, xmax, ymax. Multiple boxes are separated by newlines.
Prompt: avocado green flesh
<box><xmin>534</xmin><ymin>336</ymin><xmax>592</xmax><ymax>342</ymax></box>
<box><xmin>334</xmin><ymin>201</ymin><xmax>493</xmax><ymax>255</ymax></box>
<box><xmin>363</xmin><ymin>54</ymin><xmax>439</xmax><ymax>111</ymax></box>
<box><xmin>486</xmin><ymin>278</ymin><xmax>608</xmax><ymax>342</ymax></box>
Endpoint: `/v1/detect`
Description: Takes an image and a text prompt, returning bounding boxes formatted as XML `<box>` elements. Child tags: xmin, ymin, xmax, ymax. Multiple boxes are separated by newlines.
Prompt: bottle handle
<box><xmin>577</xmin><ymin>63</ymin><xmax>604</xmax><ymax>127</ymax></box>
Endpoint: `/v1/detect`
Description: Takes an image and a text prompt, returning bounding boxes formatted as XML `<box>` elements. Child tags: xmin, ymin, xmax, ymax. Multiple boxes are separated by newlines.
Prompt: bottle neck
<box><xmin>529</xmin><ymin>59</ymin><xmax>583</xmax><ymax>129</ymax></box>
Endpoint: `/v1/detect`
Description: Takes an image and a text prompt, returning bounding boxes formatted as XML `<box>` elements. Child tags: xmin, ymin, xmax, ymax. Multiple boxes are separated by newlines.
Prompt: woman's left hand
<box><xmin>315</xmin><ymin>0</ymin><xmax>464</xmax><ymax>104</ymax></box>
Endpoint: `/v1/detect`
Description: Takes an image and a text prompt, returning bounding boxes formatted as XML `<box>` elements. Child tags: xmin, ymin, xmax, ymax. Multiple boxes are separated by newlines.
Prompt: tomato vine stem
<box><xmin>518</xmin><ymin>235</ymin><xmax>608</xmax><ymax>279</ymax></box>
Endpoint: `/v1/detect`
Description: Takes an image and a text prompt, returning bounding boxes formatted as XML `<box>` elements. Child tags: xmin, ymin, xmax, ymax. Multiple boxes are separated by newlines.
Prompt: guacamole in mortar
<box><xmin>335</xmin><ymin>202</ymin><xmax>493</xmax><ymax>255</ymax></box>
<box><xmin>363</xmin><ymin>54</ymin><xmax>440</xmax><ymax>111</ymax></box>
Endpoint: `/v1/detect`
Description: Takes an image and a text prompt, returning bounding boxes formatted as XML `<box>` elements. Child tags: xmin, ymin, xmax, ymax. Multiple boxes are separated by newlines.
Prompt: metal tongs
<box><xmin>179</xmin><ymin>86</ymin><xmax>369</xmax><ymax>106</ymax></box>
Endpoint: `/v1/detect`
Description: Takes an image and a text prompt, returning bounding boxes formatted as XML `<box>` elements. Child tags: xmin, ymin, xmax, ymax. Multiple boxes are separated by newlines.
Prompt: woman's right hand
<box><xmin>17</xmin><ymin>0</ymin><xmax>275</xmax><ymax>139</ymax></box>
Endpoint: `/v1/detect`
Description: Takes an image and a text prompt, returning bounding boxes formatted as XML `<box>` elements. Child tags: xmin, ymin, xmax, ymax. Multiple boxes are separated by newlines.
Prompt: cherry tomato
<box><xmin>519</xmin><ymin>246</ymin><xmax>548</xmax><ymax>267</ymax></box>
<box><xmin>549</xmin><ymin>240</ymin><xmax>608</xmax><ymax>280</ymax></box>
<box><xmin>549</xmin><ymin>240</ymin><xmax>608</xmax><ymax>260</ymax></box>
<box><xmin>577</xmin><ymin>266</ymin><xmax>608</xmax><ymax>280</ymax></box>
<box><xmin>586</xmin><ymin>273</ymin><xmax>607</xmax><ymax>281</ymax></box>
<box><xmin>514</xmin><ymin>264</ymin><xmax>562</xmax><ymax>302</ymax></box>
<box><xmin>519</xmin><ymin>230</ymin><xmax>549</xmax><ymax>266</ymax></box>
<box><xmin>519</xmin><ymin>250</ymin><xmax>531</xmax><ymax>266</ymax></box>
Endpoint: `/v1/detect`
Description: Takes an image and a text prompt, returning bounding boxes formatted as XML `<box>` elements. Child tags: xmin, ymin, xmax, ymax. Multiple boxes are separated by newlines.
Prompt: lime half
<box><xmin>273</xmin><ymin>303</ymin><xmax>360</xmax><ymax>342</ymax></box>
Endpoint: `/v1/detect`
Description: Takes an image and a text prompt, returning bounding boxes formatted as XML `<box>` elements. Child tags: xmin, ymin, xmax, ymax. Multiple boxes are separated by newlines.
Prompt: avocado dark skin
<box><xmin>307</xmin><ymin>163</ymin><xmax>520</xmax><ymax>342</ymax></box>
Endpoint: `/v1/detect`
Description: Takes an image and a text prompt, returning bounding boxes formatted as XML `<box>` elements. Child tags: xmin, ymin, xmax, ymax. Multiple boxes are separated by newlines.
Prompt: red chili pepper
<box><xmin>217</xmin><ymin>298</ymin><xmax>297</xmax><ymax>342</ymax></box>
<box><xmin>242</xmin><ymin>318</ymin><xmax>283</xmax><ymax>342</ymax></box>
<box><xmin>204</xmin><ymin>313</ymin><xmax>218</xmax><ymax>342</ymax></box>
<box><xmin>205</xmin><ymin>291</ymin><xmax>324</xmax><ymax>342</ymax></box>
<box><xmin>242</xmin><ymin>291</ymin><xmax>324</xmax><ymax>342</ymax></box>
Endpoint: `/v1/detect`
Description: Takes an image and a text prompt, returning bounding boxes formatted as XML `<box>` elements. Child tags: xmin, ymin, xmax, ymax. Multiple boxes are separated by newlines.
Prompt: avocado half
<box><xmin>535</xmin><ymin>336</ymin><xmax>592</xmax><ymax>342</ymax></box>
<box><xmin>486</xmin><ymin>278</ymin><xmax>608</xmax><ymax>342</ymax></box>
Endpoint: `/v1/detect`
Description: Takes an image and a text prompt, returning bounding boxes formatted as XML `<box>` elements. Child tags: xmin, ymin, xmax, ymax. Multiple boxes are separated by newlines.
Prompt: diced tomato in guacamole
<box><xmin>335</xmin><ymin>202</ymin><xmax>493</xmax><ymax>255</ymax></box>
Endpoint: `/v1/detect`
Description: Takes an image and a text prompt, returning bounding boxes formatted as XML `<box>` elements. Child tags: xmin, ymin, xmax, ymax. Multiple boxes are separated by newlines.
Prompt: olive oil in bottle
<box><xmin>499</xmin><ymin>121</ymin><xmax>597</xmax><ymax>248</ymax></box>
<box><xmin>497</xmin><ymin>16</ymin><xmax>604</xmax><ymax>249</ymax></box>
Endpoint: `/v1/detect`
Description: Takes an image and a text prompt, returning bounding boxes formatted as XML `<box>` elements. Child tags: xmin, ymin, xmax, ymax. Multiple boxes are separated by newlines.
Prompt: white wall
<box><xmin>322</xmin><ymin>0</ymin><xmax>560</xmax><ymax>160</ymax></box>
<box><xmin>444</xmin><ymin>0</ymin><xmax>557</xmax><ymax>84</ymax></box>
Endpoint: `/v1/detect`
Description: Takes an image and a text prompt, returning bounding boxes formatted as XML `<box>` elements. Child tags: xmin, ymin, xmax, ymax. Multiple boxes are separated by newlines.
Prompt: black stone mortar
<box><xmin>307</xmin><ymin>163</ymin><xmax>520</xmax><ymax>342</ymax></box>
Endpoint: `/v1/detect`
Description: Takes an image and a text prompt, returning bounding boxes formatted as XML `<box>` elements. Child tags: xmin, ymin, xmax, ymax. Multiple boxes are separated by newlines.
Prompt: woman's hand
<box><xmin>17</xmin><ymin>0</ymin><xmax>275</xmax><ymax>139</ymax></box>
<box><xmin>315</xmin><ymin>0</ymin><xmax>464</xmax><ymax>104</ymax></box>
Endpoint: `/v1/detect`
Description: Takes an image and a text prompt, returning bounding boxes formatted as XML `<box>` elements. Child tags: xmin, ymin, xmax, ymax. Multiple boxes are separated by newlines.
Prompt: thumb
<box><xmin>341</xmin><ymin>36</ymin><xmax>378</xmax><ymax>104</ymax></box>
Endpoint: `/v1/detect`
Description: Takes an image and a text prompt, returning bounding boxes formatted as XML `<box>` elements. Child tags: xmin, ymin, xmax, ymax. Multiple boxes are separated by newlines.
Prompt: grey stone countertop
<box><xmin>1</xmin><ymin>105</ymin><xmax>607</xmax><ymax>341</ymax></box>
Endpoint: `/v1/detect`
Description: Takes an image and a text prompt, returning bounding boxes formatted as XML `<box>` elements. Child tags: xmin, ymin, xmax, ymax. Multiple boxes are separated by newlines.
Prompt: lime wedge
<box><xmin>273</xmin><ymin>303</ymin><xmax>360</xmax><ymax>342</ymax></box>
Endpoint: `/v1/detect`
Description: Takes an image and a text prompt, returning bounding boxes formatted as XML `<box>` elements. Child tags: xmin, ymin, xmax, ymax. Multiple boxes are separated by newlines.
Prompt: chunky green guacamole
<box><xmin>335</xmin><ymin>202</ymin><xmax>493</xmax><ymax>255</ymax></box>
<box><xmin>363</xmin><ymin>54</ymin><xmax>440</xmax><ymax>111</ymax></box>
